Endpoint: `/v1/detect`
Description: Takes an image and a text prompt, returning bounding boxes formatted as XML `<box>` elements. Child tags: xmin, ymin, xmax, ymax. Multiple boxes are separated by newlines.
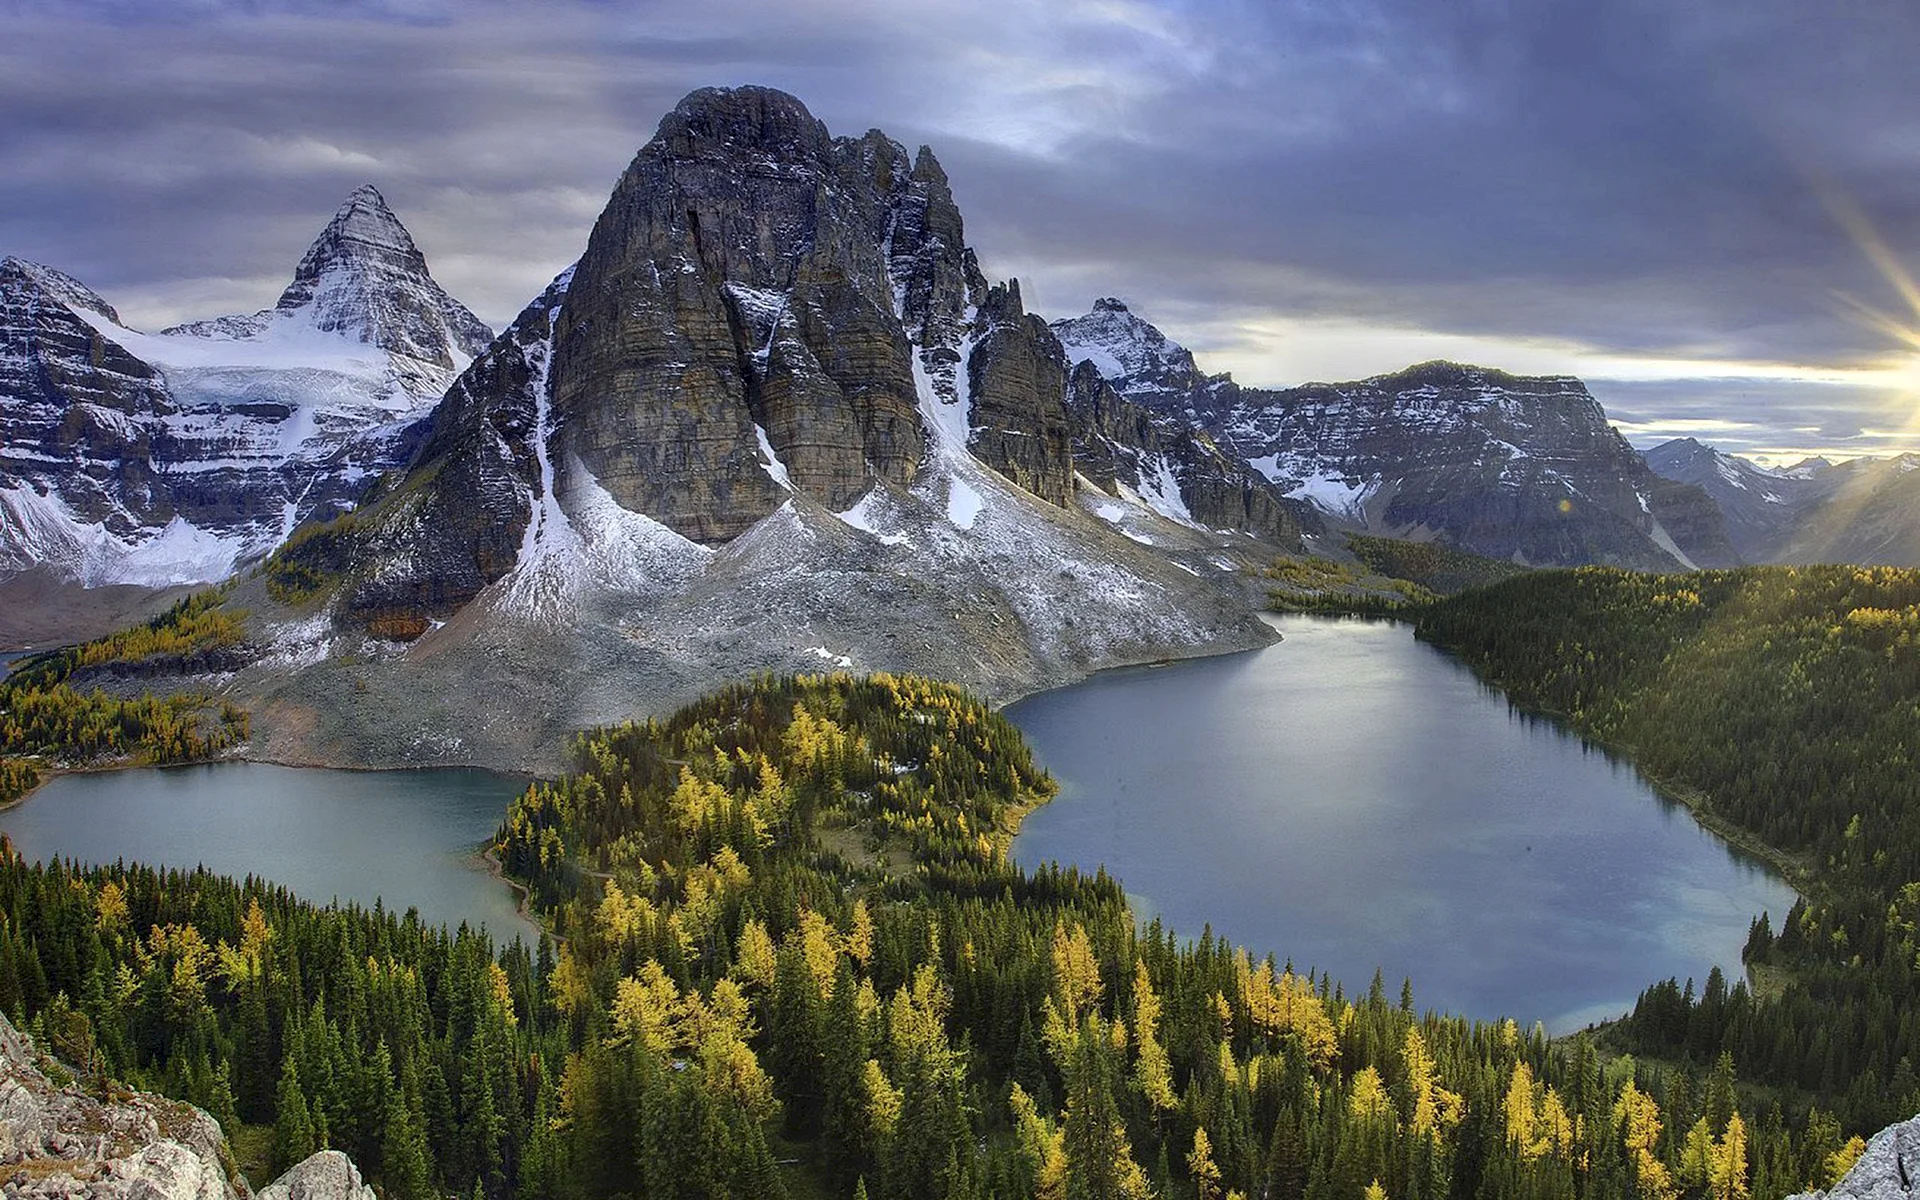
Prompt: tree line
<box><xmin>0</xmin><ymin>669</ymin><xmax>1862</xmax><ymax>1199</ymax></box>
<box><xmin>1417</xmin><ymin>564</ymin><xmax>1920</xmax><ymax>1129</ymax></box>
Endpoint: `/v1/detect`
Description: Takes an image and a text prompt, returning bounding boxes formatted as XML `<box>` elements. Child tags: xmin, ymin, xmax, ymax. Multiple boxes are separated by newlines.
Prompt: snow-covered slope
<box><xmin>1051</xmin><ymin>302</ymin><xmax>1735</xmax><ymax>570</ymax></box>
<box><xmin>0</xmin><ymin>187</ymin><xmax>491</xmax><ymax>595</ymax></box>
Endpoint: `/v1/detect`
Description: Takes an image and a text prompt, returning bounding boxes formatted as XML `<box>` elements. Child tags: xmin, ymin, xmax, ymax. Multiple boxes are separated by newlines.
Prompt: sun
<box><xmin>1822</xmin><ymin>181</ymin><xmax>1920</xmax><ymax>441</ymax></box>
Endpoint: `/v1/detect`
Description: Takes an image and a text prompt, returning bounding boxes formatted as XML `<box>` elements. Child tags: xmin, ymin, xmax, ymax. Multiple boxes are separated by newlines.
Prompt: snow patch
<box><xmin>1645</xmin><ymin>518</ymin><xmax>1699</xmax><ymax>571</ymax></box>
<box><xmin>946</xmin><ymin>477</ymin><xmax>984</xmax><ymax>530</ymax></box>
<box><xmin>1135</xmin><ymin>456</ymin><xmax>1196</xmax><ymax>527</ymax></box>
<box><xmin>836</xmin><ymin>491</ymin><xmax>913</xmax><ymax>547</ymax></box>
<box><xmin>754</xmin><ymin>424</ymin><xmax>795</xmax><ymax>490</ymax></box>
<box><xmin>0</xmin><ymin>484</ymin><xmax>245</xmax><ymax>586</ymax></box>
<box><xmin>1285</xmin><ymin>472</ymin><xmax>1376</xmax><ymax>520</ymax></box>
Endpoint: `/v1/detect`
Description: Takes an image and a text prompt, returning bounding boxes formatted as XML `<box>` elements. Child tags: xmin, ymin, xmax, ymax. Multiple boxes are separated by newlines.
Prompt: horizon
<box><xmin>4</xmin><ymin>2</ymin><xmax>1918</xmax><ymax>465</ymax></box>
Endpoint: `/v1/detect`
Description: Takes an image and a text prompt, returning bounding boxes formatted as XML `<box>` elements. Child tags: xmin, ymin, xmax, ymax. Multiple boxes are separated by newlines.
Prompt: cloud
<box><xmin>2</xmin><ymin>0</ymin><xmax>1917</xmax><ymax>456</ymax></box>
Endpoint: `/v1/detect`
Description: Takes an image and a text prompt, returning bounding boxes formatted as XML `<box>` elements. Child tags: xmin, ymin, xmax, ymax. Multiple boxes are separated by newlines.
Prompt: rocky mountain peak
<box><xmin>2</xmin><ymin>255</ymin><xmax>123</xmax><ymax>324</ymax></box>
<box><xmin>279</xmin><ymin>184</ymin><xmax>423</xmax><ymax>295</ymax></box>
<box><xmin>652</xmin><ymin>85</ymin><xmax>833</xmax><ymax>164</ymax></box>
<box><xmin>263</xmin><ymin>183</ymin><xmax>493</xmax><ymax>366</ymax></box>
<box><xmin>1050</xmin><ymin>298</ymin><xmax>1209</xmax><ymax>401</ymax></box>
<box><xmin>547</xmin><ymin>84</ymin><xmax>1009</xmax><ymax>541</ymax></box>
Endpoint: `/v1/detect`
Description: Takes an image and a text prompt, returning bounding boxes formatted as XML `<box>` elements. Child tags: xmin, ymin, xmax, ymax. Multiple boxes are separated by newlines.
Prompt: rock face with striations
<box><xmin>967</xmin><ymin>280</ymin><xmax>1075</xmax><ymax>506</ymax></box>
<box><xmin>553</xmin><ymin>88</ymin><xmax>935</xmax><ymax>541</ymax></box>
<box><xmin>1053</xmin><ymin>301</ymin><xmax>1736</xmax><ymax>570</ymax></box>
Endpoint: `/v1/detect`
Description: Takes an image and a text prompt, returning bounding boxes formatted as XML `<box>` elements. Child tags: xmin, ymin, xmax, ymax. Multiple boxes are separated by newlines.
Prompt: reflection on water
<box><xmin>1009</xmin><ymin>614</ymin><xmax>1797</xmax><ymax>1032</ymax></box>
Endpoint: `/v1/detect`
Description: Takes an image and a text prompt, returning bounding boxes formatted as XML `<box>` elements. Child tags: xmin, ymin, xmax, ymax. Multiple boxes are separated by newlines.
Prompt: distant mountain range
<box><xmin>1646</xmin><ymin>436</ymin><xmax>1920</xmax><ymax>566</ymax></box>
<box><xmin>1052</xmin><ymin>298</ymin><xmax>1736</xmax><ymax>571</ymax></box>
<box><xmin>18</xmin><ymin>84</ymin><xmax>1908</xmax><ymax>767</ymax></box>
<box><xmin>0</xmin><ymin>186</ymin><xmax>490</xmax><ymax>642</ymax></box>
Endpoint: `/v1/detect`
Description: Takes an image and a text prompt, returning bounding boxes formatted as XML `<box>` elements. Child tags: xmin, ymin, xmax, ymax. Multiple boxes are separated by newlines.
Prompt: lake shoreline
<box><xmin>1008</xmin><ymin>613</ymin><xmax>1798</xmax><ymax>1034</ymax></box>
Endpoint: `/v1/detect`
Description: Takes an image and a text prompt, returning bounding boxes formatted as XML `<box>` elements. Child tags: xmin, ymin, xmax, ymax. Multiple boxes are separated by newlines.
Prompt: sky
<box><xmin>3</xmin><ymin>0</ymin><xmax>1918</xmax><ymax>464</ymax></box>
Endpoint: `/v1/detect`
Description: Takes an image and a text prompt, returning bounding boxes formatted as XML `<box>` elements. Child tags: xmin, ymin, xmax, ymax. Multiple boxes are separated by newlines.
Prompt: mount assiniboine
<box><xmin>3</xmin><ymin>86</ymin><xmax>1739</xmax><ymax>770</ymax></box>
<box><xmin>0</xmin><ymin>185</ymin><xmax>490</xmax><ymax>644</ymax></box>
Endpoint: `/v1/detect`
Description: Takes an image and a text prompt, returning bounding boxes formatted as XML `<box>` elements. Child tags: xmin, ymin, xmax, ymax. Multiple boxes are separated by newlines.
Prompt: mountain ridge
<box><xmin>1049</xmin><ymin>302</ymin><xmax>1736</xmax><ymax>570</ymax></box>
<box><xmin>1647</xmin><ymin>435</ymin><xmax>1920</xmax><ymax>566</ymax></box>
<box><xmin>0</xmin><ymin>187</ymin><xmax>492</xmax><ymax>637</ymax></box>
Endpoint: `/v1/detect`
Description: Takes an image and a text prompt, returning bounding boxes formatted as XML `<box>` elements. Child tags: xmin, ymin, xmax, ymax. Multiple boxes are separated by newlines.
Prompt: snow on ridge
<box><xmin>73</xmin><ymin>304</ymin><xmax>388</xmax><ymax>379</ymax></box>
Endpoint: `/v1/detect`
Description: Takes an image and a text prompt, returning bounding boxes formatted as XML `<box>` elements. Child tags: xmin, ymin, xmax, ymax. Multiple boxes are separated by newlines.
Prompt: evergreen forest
<box><xmin>0</xmin><ymin>654</ymin><xmax>1898</xmax><ymax>1200</ymax></box>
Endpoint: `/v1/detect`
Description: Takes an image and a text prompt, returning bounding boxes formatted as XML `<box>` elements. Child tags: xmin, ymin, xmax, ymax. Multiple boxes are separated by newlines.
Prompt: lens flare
<box><xmin>1818</xmin><ymin>178</ymin><xmax>1920</xmax><ymax>442</ymax></box>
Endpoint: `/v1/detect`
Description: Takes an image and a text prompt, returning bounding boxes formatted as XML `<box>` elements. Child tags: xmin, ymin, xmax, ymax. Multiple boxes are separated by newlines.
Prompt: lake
<box><xmin>0</xmin><ymin>762</ymin><xmax>539</xmax><ymax>944</ymax></box>
<box><xmin>1008</xmin><ymin>614</ymin><xmax>1798</xmax><ymax>1033</ymax></box>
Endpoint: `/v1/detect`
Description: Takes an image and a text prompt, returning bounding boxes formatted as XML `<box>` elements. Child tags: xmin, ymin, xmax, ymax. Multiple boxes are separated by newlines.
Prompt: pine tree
<box><xmin>381</xmin><ymin>1094</ymin><xmax>435</xmax><ymax>1200</ymax></box>
<box><xmin>272</xmin><ymin>1054</ymin><xmax>318</xmax><ymax>1175</ymax></box>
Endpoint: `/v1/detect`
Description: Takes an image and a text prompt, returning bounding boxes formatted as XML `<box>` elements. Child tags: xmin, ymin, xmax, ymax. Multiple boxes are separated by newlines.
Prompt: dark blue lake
<box><xmin>1009</xmin><ymin>614</ymin><xmax>1796</xmax><ymax>1032</ymax></box>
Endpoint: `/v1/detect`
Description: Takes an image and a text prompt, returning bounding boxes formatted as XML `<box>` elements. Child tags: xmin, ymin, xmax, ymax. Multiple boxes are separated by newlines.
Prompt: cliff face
<box><xmin>968</xmin><ymin>280</ymin><xmax>1075</xmax><ymax>506</ymax></box>
<box><xmin>551</xmin><ymin>87</ymin><xmax>940</xmax><ymax>541</ymax></box>
<box><xmin>1066</xmin><ymin>361</ymin><xmax>1313</xmax><ymax>546</ymax></box>
<box><xmin>1053</xmin><ymin>301</ymin><xmax>1737</xmax><ymax>570</ymax></box>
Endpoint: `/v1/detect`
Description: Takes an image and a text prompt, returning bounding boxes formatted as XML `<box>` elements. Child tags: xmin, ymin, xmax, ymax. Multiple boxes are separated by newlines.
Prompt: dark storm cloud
<box><xmin>1</xmin><ymin>0</ymin><xmax>1916</xmax><ymax>454</ymax></box>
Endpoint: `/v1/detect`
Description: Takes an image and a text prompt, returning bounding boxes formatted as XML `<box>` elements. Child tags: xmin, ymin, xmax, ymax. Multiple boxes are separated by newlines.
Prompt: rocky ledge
<box><xmin>1789</xmin><ymin>1112</ymin><xmax>1920</xmax><ymax>1200</ymax></box>
<box><xmin>0</xmin><ymin>1010</ymin><xmax>369</xmax><ymax>1200</ymax></box>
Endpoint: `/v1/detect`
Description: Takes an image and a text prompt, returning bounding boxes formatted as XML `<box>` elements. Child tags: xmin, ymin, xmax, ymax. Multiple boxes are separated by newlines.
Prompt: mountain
<box><xmin>0</xmin><ymin>187</ymin><xmax>490</xmax><ymax>643</ymax></box>
<box><xmin>1643</xmin><ymin>436</ymin><xmax>1826</xmax><ymax>560</ymax></box>
<box><xmin>213</xmin><ymin>86</ymin><xmax>1288</xmax><ymax>772</ymax></box>
<box><xmin>1647</xmin><ymin>437</ymin><xmax>1920</xmax><ymax>566</ymax></box>
<box><xmin>1051</xmin><ymin>302</ymin><xmax>1737</xmax><ymax>570</ymax></box>
<box><xmin>1065</xmin><ymin>359</ymin><xmax>1316</xmax><ymax>546</ymax></box>
<box><xmin>1778</xmin><ymin>454</ymin><xmax>1920</xmax><ymax>564</ymax></box>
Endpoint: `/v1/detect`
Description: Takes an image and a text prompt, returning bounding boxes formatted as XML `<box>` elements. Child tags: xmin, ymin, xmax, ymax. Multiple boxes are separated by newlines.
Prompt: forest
<box><xmin>0</xmin><ymin>591</ymin><xmax>251</xmax><ymax>802</ymax></box>
<box><xmin>0</xmin><ymin>668</ymin><xmax>1880</xmax><ymax>1200</ymax></box>
<box><xmin>1417</xmin><ymin>564</ymin><xmax>1920</xmax><ymax>1128</ymax></box>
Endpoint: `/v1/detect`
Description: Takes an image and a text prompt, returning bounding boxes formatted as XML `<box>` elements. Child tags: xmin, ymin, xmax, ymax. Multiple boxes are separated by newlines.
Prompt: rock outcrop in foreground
<box><xmin>1790</xmin><ymin>1113</ymin><xmax>1920</xmax><ymax>1200</ymax></box>
<box><xmin>0</xmin><ymin>1009</ymin><xmax>369</xmax><ymax>1200</ymax></box>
